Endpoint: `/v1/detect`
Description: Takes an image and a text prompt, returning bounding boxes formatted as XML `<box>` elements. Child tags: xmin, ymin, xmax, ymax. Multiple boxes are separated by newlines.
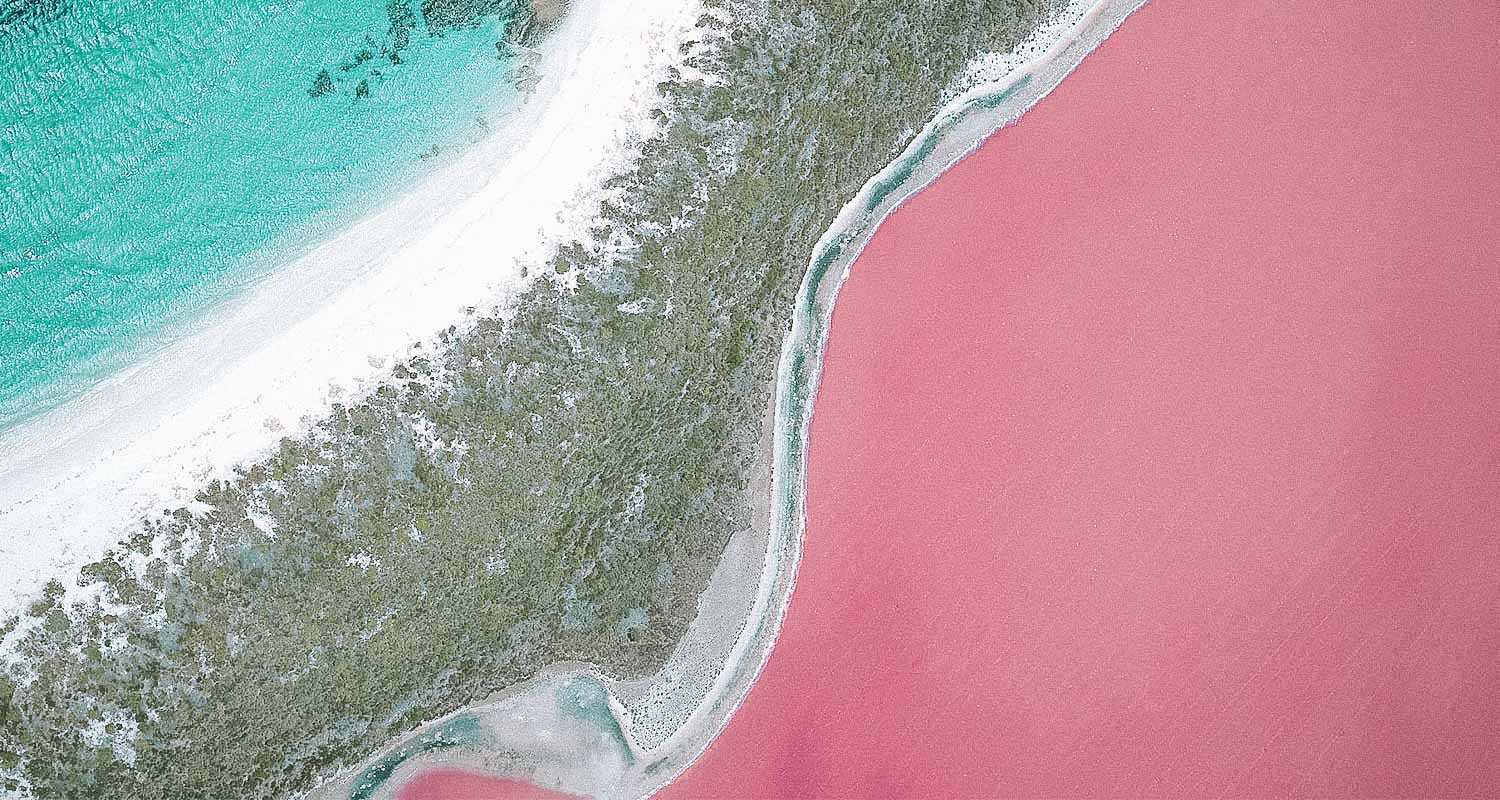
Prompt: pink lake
<box><xmin>662</xmin><ymin>0</ymin><xmax>1500</xmax><ymax>797</ymax></box>
<box><xmin>394</xmin><ymin>768</ymin><xmax>578</xmax><ymax>800</ymax></box>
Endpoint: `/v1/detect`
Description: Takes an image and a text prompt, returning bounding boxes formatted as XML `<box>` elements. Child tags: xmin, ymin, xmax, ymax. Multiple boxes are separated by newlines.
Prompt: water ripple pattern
<box><xmin>0</xmin><ymin>0</ymin><xmax>524</xmax><ymax>430</ymax></box>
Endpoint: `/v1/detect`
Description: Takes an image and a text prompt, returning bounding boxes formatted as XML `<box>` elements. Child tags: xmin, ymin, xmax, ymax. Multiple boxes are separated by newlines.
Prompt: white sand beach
<box><xmin>0</xmin><ymin>0</ymin><xmax>708</xmax><ymax>619</ymax></box>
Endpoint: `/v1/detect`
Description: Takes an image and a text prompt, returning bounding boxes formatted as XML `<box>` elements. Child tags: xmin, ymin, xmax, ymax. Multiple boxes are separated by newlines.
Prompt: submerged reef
<box><xmin>0</xmin><ymin>0</ymin><xmax>1053</xmax><ymax>796</ymax></box>
<box><xmin>421</xmin><ymin>0</ymin><xmax>520</xmax><ymax>34</ymax></box>
<box><xmin>311</xmin><ymin>0</ymin><xmax>536</xmax><ymax>100</ymax></box>
<box><xmin>0</xmin><ymin>0</ymin><xmax>66</xmax><ymax>38</ymax></box>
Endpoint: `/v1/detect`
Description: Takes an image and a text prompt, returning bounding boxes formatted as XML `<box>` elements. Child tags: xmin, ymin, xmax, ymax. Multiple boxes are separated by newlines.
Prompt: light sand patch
<box><xmin>531</xmin><ymin>0</ymin><xmax>567</xmax><ymax>25</ymax></box>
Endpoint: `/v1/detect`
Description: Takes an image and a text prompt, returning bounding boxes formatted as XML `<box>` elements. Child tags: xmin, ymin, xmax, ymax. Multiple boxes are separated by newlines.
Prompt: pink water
<box><xmin>394</xmin><ymin>768</ymin><xmax>578</xmax><ymax>800</ymax></box>
<box><xmin>663</xmin><ymin>0</ymin><xmax>1500</xmax><ymax>796</ymax></box>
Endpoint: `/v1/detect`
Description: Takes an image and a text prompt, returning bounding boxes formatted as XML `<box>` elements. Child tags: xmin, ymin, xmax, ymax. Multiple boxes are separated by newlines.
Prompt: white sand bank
<box><xmin>0</xmin><ymin>0</ymin><xmax>705</xmax><ymax>618</ymax></box>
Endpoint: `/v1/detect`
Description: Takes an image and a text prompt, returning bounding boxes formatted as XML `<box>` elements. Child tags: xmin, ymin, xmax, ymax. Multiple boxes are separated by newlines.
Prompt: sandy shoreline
<box><xmin>0</xmin><ymin>0</ymin><xmax>702</xmax><ymax>618</ymax></box>
<box><xmin>312</xmin><ymin>2</ymin><xmax>1146</xmax><ymax>798</ymax></box>
<box><xmin>657</xmin><ymin>1</ymin><xmax>1146</xmax><ymax>795</ymax></box>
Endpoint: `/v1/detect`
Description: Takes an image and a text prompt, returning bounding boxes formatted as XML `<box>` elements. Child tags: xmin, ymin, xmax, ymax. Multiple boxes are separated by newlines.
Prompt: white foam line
<box><xmin>622</xmin><ymin>0</ymin><xmax>1151</xmax><ymax>794</ymax></box>
<box><xmin>0</xmin><ymin>0</ymin><xmax>704</xmax><ymax>620</ymax></box>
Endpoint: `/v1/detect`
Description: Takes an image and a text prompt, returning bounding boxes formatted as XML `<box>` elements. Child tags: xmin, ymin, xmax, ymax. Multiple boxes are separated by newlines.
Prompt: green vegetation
<box><xmin>0</xmin><ymin>0</ymin><xmax>1052</xmax><ymax>795</ymax></box>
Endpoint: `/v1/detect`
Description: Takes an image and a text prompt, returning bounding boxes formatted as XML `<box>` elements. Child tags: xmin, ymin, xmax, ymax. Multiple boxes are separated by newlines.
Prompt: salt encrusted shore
<box><xmin>0</xmin><ymin>0</ymin><xmax>707</xmax><ymax>618</ymax></box>
<box><xmin>316</xmin><ymin>2</ymin><xmax>1149</xmax><ymax>798</ymax></box>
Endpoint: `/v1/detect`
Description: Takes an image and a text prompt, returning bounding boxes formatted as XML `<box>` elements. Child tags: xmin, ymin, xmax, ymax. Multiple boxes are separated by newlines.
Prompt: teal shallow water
<box><xmin>0</xmin><ymin>0</ymin><xmax>527</xmax><ymax>432</ymax></box>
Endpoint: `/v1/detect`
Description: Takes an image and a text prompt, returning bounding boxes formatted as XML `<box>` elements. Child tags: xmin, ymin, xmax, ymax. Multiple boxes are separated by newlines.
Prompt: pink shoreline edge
<box><xmin>394</xmin><ymin>768</ymin><xmax>580</xmax><ymax>800</ymax></box>
<box><xmin>662</xmin><ymin>0</ymin><xmax>1500</xmax><ymax>797</ymax></box>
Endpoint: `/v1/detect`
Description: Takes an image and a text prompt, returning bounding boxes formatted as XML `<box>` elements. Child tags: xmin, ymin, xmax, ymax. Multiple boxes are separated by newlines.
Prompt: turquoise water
<box><xmin>0</xmin><ymin>0</ymin><xmax>527</xmax><ymax>431</ymax></box>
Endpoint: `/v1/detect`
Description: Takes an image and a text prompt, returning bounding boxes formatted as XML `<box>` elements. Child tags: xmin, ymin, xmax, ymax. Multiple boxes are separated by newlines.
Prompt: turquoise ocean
<box><xmin>0</xmin><ymin>0</ymin><xmax>528</xmax><ymax>432</ymax></box>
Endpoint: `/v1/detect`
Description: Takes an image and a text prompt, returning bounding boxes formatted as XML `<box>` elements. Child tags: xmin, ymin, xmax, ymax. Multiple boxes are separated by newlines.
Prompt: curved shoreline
<box><xmin>665</xmin><ymin>0</ymin><xmax>1500</xmax><ymax>793</ymax></box>
<box><xmin>0</xmin><ymin>0</ymin><xmax>703</xmax><ymax>620</ymax></box>
<box><xmin>650</xmin><ymin>0</ymin><xmax>1148</xmax><ymax>793</ymax></box>
<box><xmin>331</xmin><ymin>2</ymin><xmax>1147</xmax><ymax>797</ymax></box>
